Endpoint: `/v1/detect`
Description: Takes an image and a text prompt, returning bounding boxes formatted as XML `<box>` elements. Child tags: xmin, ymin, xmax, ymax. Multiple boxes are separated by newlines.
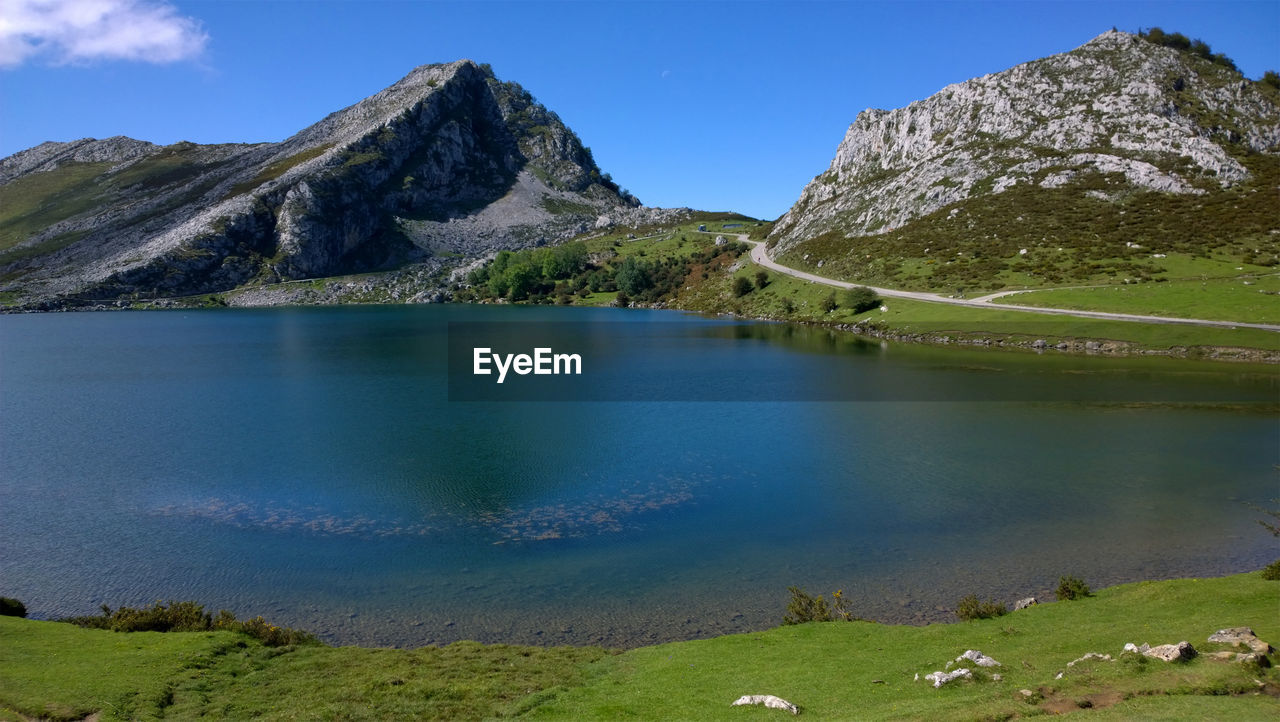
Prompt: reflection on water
<box><xmin>0</xmin><ymin>305</ymin><xmax>1276</xmax><ymax>648</ymax></box>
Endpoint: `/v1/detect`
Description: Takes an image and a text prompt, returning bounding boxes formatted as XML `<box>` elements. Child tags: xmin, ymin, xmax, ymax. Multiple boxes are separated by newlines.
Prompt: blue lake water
<box><xmin>1</xmin><ymin>305</ymin><xmax>1277</xmax><ymax>648</ymax></box>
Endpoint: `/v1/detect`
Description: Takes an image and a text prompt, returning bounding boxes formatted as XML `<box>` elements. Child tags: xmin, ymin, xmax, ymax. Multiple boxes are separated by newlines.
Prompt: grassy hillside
<box><xmin>775</xmin><ymin>154</ymin><xmax>1280</xmax><ymax>295</ymax></box>
<box><xmin>2</xmin><ymin>572</ymin><xmax>1276</xmax><ymax>720</ymax></box>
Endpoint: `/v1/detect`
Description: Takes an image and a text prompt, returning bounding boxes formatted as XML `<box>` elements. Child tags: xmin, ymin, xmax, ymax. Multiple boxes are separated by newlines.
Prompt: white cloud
<box><xmin>0</xmin><ymin>0</ymin><xmax>208</xmax><ymax>68</ymax></box>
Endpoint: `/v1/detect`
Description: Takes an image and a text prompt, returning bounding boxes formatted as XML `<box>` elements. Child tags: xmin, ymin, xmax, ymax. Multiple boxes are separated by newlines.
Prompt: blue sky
<box><xmin>2</xmin><ymin>1</ymin><xmax>1277</xmax><ymax>219</ymax></box>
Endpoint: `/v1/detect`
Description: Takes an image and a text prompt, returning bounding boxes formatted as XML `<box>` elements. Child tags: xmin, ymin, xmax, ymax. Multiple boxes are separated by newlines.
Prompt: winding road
<box><xmin>729</xmin><ymin>234</ymin><xmax>1280</xmax><ymax>333</ymax></box>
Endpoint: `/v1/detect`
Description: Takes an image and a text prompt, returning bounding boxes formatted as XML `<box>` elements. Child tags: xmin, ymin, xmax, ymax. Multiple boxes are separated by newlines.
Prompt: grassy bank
<box><xmin>673</xmin><ymin>252</ymin><xmax>1280</xmax><ymax>356</ymax></box>
<box><xmin>2</xmin><ymin>572</ymin><xmax>1277</xmax><ymax>720</ymax></box>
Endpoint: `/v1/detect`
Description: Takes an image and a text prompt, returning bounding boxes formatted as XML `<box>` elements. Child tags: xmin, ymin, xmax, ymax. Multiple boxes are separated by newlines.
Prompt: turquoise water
<box><xmin>1</xmin><ymin>305</ymin><xmax>1276</xmax><ymax>648</ymax></box>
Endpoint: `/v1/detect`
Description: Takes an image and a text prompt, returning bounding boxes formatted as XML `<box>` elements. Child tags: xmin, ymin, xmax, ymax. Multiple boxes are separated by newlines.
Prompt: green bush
<box><xmin>1056</xmin><ymin>575</ymin><xmax>1092</xmax><ymax>601</ymax></box>
<box><xmin>1262</xmin><ymin>560</ymin><xmax>1280</xmax><ymax>581</ymax></box>
<box><xmin>955</xmin><ymin>594</ymin><xmax>1008</xmax><ymax>621</ymax></box>
<box><xmin>0</xmin><ymin>597</ymin><xmax>26</xmax><ymax>617</ymax></box>
<box><xmin>843</xmin><ymin>286</ymin><xmax>880</xmax><ymax>313</ymax></box>
<box><xmin>783</xmin><ymin>586</ymin><xmax>831</xmax><ymax>624</ymax></box>
<box><xmin>63</xmin><ymin>600</ymin><xmax>317</xmax><ymax>647</ymax></box>
<box><xmin>732</xmin><ymin>276</ymin><xmax>753</xmax><ymax>297</ymax></box>
<box><xmin>820</xmin><ymin>292</ymin><xmax>838</xmax><ymax>313</ymax></box>
<box><xmin>754</xmin><ymin>270</ymin><xmax>770</xmax><ymax>289</ymax></box>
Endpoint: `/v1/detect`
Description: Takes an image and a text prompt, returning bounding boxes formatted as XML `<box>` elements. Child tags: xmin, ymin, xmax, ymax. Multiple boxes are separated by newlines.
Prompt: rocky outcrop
<box><xmin>924</xmin><ymin>668</ymin><xmax>971</xmax><ymax>687</ymax></box>
<box><xmin>956</xmin><ymin>649</ymin><xmax>1001</xmax><ymax>667</ymax></box>
<box><xmin>1067</xmin><ymin>652</ymin><xmax>1112</xmax><ymax>666</ymax></box>
<box><xmin>768</xmin><ymin>30</ymin><xmax>1280</xmax><ymax>254</ymax></box>
<box><xmin>1124</xmin><ymin>641</ymin><xmax>1197</xmax><ymax>661</ymax></box>
<box><xmin>1207</xmin><ymin>626</ymin><xmax>1273</xmax><ymax>654</ymax></box>
<box><xmin>0</xmin><ymin>60</ymin><xmax>669</xmax><ymax>308</ymax></box>
<box><xmin>731</xmin><ymin>695</ymin><xmax>799</xmax><ymax>714</ymax></box>
<box><xmin>0</xmin><ymin>136</ymin><xmax>161</xmax><ymax>183</ymax></box>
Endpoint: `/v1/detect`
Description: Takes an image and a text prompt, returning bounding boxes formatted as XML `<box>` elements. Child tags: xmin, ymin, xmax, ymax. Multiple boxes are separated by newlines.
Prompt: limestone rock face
<box><xmin>0</xmin><ymin>60</ymin><xmax>673</xmax><ymax>307</ymax></box>
<box><xmin>768</xmin><ymin>30</ymin><xmax>1280</xmax><ymax>254</ymax></box>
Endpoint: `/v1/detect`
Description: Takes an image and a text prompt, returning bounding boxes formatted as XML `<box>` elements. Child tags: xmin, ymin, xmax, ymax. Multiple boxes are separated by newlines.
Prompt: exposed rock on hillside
<box><xmin>0</xmin><ymin>60</ymin><xmax>672</xmax><ymax>307</ymax></box>
<box><xmin>769</xmin><ymin>30</ymin><xmax>1280</xmax><ymax>254</ymax></box>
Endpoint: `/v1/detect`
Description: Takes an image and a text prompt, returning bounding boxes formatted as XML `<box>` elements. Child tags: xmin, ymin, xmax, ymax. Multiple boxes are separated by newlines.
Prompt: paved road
<box><xmin>728</xmin><ymin>234</ymin><xmax>1280</xmax><ymax>333</ymax></box>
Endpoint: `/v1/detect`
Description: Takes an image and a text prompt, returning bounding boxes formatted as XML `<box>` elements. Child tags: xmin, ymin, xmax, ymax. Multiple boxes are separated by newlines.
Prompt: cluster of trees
<box><xmin>1137</xmin><ymin>27</ymin><xmax>1239</xmax><ymax>72</ymax></box>
<box><xmin>465</xmin><ymin>242</ymin><xmax>590</xmax><ymax>302</ymax></box>
<box><xmin>461</xmin><ymin>239</ymin><xmax>750</xmax><ymax>305</ymax></box>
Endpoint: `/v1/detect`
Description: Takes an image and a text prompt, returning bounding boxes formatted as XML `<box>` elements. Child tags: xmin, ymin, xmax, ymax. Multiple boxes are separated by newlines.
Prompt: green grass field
<box><xmin>2</xmin><ymin>573</ymin><xmax>1276</xmax><ymax>720</ymax></box>
<box><xmin>1003</xmin><ymin>274</ymin><xmax>1280</xmax><ymax>324</ymax></box>
<box><xmin>532</xmin><ymin>572</ymin><xmax>1279</xmax><ymax>720</ymax></box>
<box><xmin>673</xmin><ymin>254</ymin><xmax>1280</xmax><ymax>353</ymax></box>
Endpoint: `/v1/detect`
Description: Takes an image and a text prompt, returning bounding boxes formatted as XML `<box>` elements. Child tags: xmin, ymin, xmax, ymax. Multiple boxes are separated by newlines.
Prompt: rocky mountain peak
<box><xmin>768</xmin><ymin>29</ymin><xmax>1280</xmax><ymax>253</ymax></box>
<box><xmin>0</xmin><ymin>59</ymin><xmax>665</xmax><ymax>307</ymax></box>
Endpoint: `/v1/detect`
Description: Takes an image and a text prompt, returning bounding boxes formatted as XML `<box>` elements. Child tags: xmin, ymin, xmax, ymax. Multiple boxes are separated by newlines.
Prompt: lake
<box><xmin>1</xmin><ymin>304</ymin><xmax>1276</xmax><ymax>648</ymax></box>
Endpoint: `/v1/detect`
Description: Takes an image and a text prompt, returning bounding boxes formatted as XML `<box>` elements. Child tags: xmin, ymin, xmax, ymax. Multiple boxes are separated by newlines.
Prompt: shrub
<box><xmin>1262</xmin><ymin>560</ymin><xmax>1280</xmax><ymax>581</ymax></box>
<box><xmin>1263</xmin><ymin>71</ymin><xmax>1280</xmax><ymax>91</ymax></box>
<box><xmin>0</xmin><ymin>597</ymin><xmax>26</xmax><ymax>617</ymax></box>
<box><xmin>732</xmin><ymin>276</ymin><xmax>753</xmax><ymax>297</ymax></box>
<box><xmin>754</xmin><ymin>270</ymin><xmax>770</xmax><ymax>289</ymax></box>
<box><xmin>820</xmin><ymin>292</ymin><xmax>838</xmax><ymax>313</ymax></box>
<box><xmin>1056</xmin><ymin>575</ymin><xmax>1092</xmax><ymax>600</ymax></box>
<box><xmin>955</xmin><ymin>594</ymin><xmax>1008</xmax><ymax>621</ymax></box>
<box><xmin>843</xmin><ymin>286</ymin><xmax>880</xmax><ymax>313</ymax></box>
<box><xmin>62</xmin><ymin>600</ymin><xmax>317</xmax><ymax>647</ymax></box>
<box><xmin>783</xmin><ymin>586</ymin><xmax>831</xmax><ymax>624</ymax></box>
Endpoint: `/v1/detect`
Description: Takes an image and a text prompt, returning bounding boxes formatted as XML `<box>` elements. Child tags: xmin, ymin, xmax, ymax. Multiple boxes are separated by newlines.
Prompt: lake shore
<box><xmin>3</xmin><ymin>570</ymin><xmax>1277</xmax><ymax>720</ymax></box>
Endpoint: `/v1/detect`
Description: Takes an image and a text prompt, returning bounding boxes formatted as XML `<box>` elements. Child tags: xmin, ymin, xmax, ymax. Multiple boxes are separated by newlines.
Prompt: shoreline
<box><xmin>13</xmin><ymin>555</ymin><xmax>1277</xmax><ymax>652</ymax></box>
<box><xmin>5</xmin><ymin>297</ymin><xmax>1279</xmax><ymax>365</ymax></box>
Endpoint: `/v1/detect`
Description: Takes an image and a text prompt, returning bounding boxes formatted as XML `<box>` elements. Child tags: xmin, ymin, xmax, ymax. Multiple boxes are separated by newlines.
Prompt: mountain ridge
<box><xmin>0</xmin><ymin>59</ymin><xmax>681</xmax><ymax>308</ymax></box>
<box><xmin>767</xmin><ymin>30</ymin><xmax>1280</xmax><ymax>260</ymax></box>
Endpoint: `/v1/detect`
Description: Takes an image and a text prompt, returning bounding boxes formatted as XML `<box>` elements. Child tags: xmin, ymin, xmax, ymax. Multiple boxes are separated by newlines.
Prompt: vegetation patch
<box><xmin>779</xmin><ymin>153</ymin><xmax>1280</xmax><ymax>295</ymax></box>
<box><xmin>0</xmin><ymin>161</ymin><xmax>112</xmax><ymax>250</ymax></box>
<box><xmin>224</xmin><ymin>144</ymin><xmax>333</xmax><ymax>198</ymax></box>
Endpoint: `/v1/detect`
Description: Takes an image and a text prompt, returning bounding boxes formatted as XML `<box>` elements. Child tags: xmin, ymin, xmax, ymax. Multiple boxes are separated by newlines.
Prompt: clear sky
<box><xmin>1</xmin><ymin>0</ymin><xmax>1277</xmax><ymax>219</ymax></box>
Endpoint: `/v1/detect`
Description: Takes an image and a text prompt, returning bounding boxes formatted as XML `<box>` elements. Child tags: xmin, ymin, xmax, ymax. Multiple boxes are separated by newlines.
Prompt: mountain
<box><xmin>0</xmin><ymin>60</ymin><xmax>679</xmax><ymax>308</ymax></box>
<box><xmin>767</xmin><ymin>30</ymin><xmax>1280</xmax><ymax>289</ymax></box>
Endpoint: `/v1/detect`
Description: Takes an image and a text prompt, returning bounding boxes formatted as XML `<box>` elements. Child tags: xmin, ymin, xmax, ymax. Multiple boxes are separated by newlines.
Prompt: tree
<box><xmin>754</xmin><ymin>270</ymin><xmax>770</xmax><ymax>289</ymax></box>
<box><xmin>843</xmin><ymin>286</ymin><xmax>880</xmax><ymax>313</ymax></box>
<box><xmin>542</xmin><ymin>242</ymin><xmax>588</xmax><ymax>279</ymax></box>
<box><xmin>615</xmin><ymin>256</ymin><xmax>652</xmax><ymax>296</ymax></box>
<box><xmin>820</xmin><ymin>292</ymin><xmax>838</xmax><ymax>313</ymax></box>
<box><xmin>503</xmin><ymin>262</ymin><xmax>539</xmax><ymax>301</ymax></box>
<box><xmin>1263</xmin><ymin>70</ymin><xmax>1280</xmax><ymax>90</ymax></box>
<box><xmin>732</xmin><ymin>276</ymin><xmax>754</xmax><ymax>297</ymax></box>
